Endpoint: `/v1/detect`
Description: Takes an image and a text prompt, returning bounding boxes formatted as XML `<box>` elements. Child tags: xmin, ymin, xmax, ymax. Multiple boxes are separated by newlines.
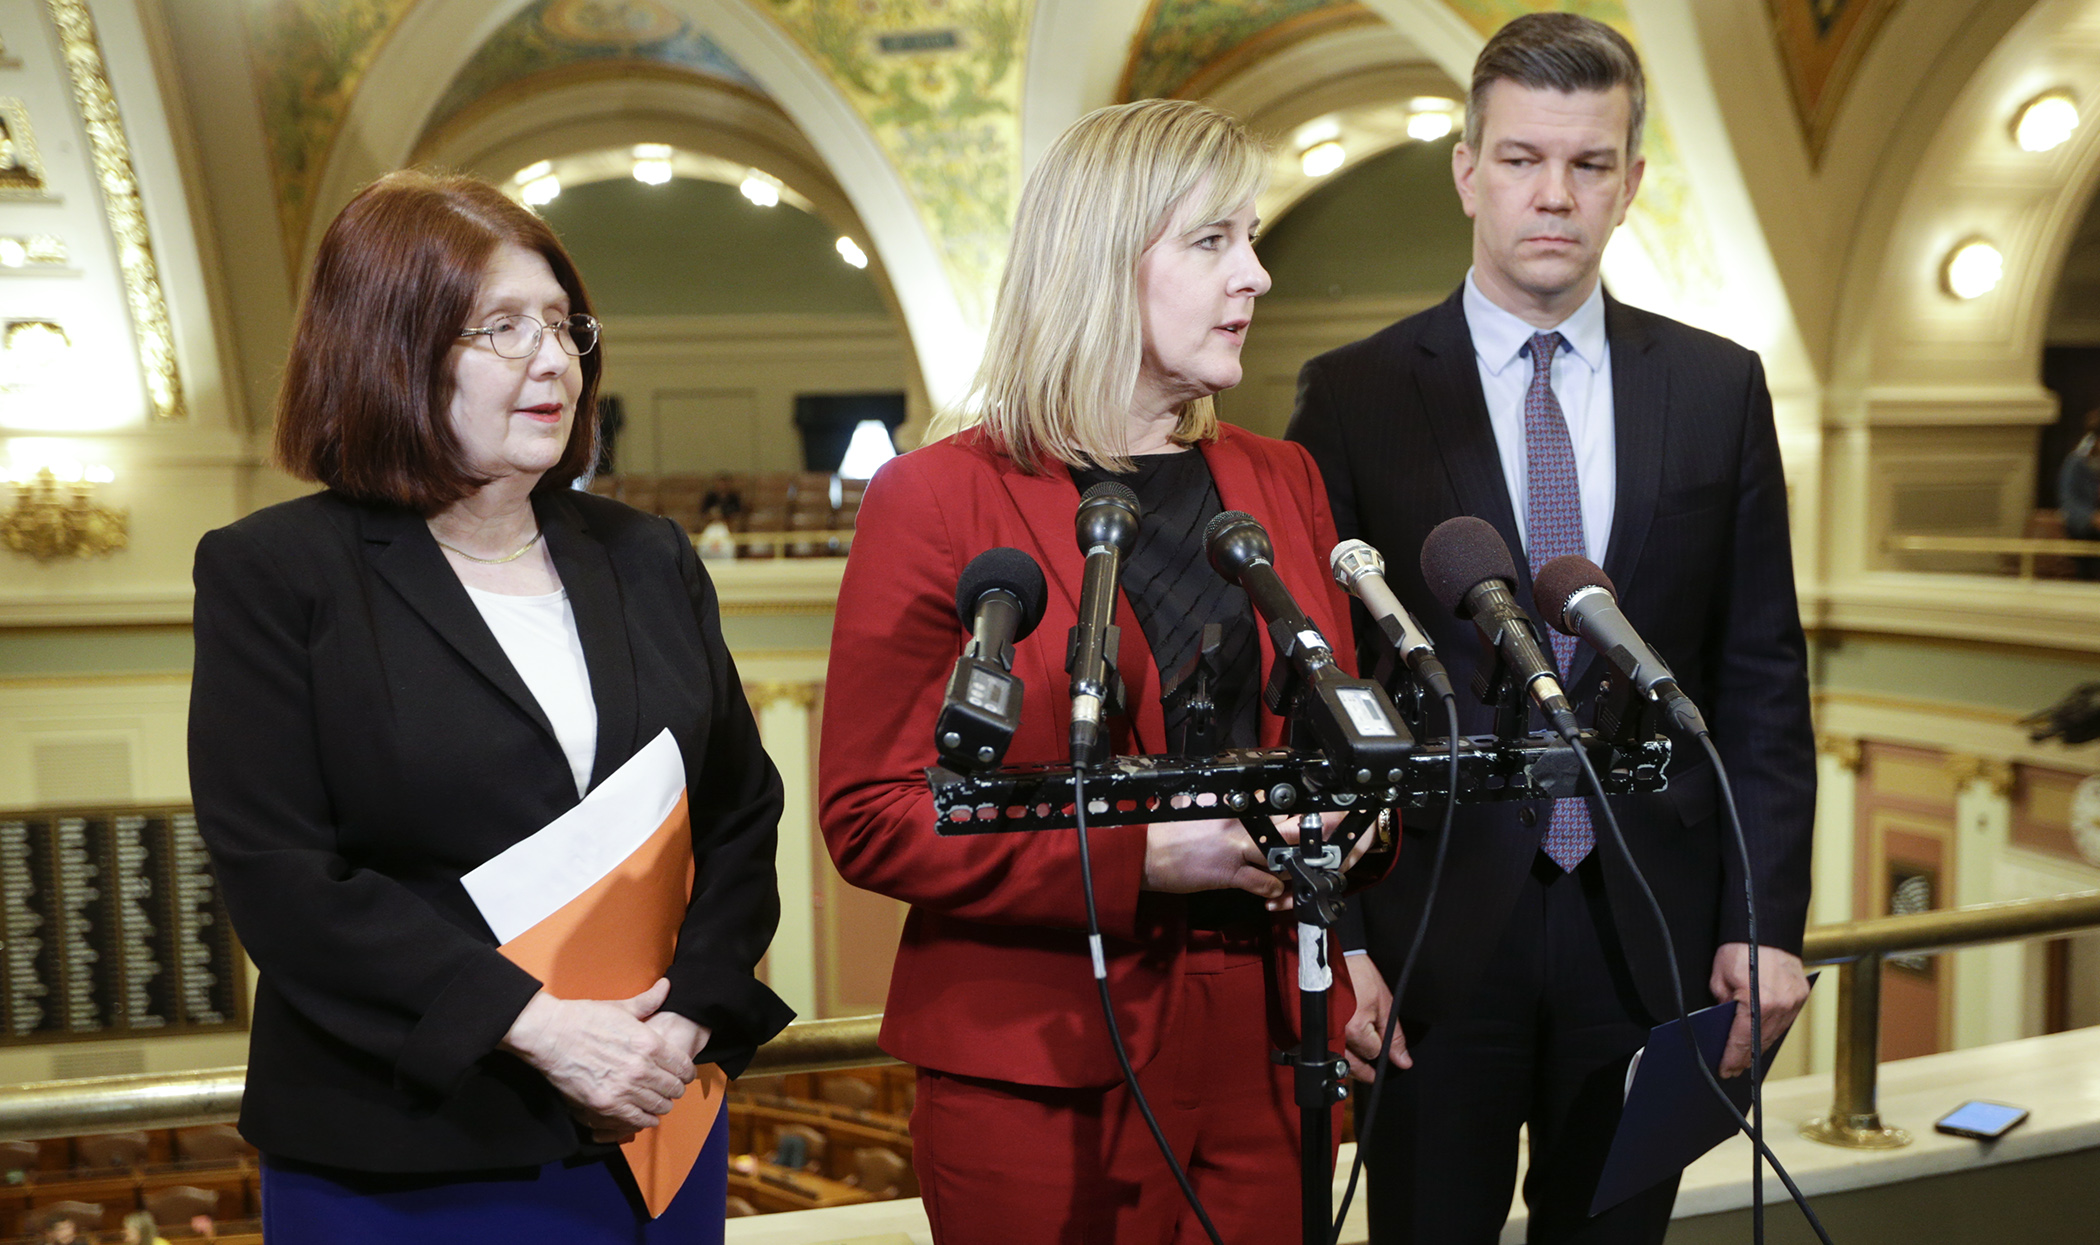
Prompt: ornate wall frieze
<box><xmin>44</xmin><ymin>0</ymin><xmax>184</xmax><ymax>421</ymax></box>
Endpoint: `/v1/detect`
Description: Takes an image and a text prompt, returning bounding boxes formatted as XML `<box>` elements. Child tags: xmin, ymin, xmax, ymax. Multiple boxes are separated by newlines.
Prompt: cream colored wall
<box><xmin>599</xmin><ymin>314</ymin><xmax>912</xmax><ymax>474</ymax></box>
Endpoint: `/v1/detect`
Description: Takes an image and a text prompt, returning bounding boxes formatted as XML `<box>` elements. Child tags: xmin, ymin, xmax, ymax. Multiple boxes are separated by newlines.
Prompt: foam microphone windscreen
<box><xmin>1531</xmin><ymin>555</ymin><xmax>1616</xmax><ymax>636</ymax></box>
<box><xmin>954</xmin><ymin>547</ymin><xmax>1050</xmax><ymax>640</ymax></box>
<box><xmin>1419</xmin><ymin>516</ymin><xmax>1518</xmax><ymax>617</ymax></box>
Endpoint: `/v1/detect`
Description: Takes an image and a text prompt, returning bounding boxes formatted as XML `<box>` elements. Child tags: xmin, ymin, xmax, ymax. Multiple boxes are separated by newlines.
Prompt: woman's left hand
<box><xmin>589</xmin><ymin>1012</ymin><xmax>713</xmax><ymax>1144</ymax></box>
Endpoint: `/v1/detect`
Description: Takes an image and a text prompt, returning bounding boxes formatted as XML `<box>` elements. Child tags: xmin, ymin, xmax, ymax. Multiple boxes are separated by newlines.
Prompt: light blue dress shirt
<box><xmin>1461</xmin><ymin>271</ymin><xmax>1616</xmax><ymax>570</ymax></box>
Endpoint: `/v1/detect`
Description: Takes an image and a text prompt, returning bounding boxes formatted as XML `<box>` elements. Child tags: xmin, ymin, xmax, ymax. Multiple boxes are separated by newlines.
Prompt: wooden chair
<box><xmin>171</xmin><ymin>1127</ymin><xmax>247</xmax><ymax>1165</ymax></box>
<box><xmin>847</xmin><ymin>1146</ymin><xmax>910</xmax><ymax>1200</ymax></box>
<box><xmin>21</xmin><ymin>1200</ymin><xmax>103</xmax><ymax>1239</ymax></box>
<box><xmin>768</xmin><ymin>1123</ymin><xmax>825</xmax><ymax>1173</ymax></box>
<box><xmin>816</xmin><ymin>1074</ymin><xmax>878</xmax><ymax>1111</ymax></box>
<box><xmin>724</xmin><ymin>1195</ymin><xmax>759</xmax><ymax>1218</ymax></box>
<box><xmin>0</xmin><ymin>1140</ymin><xmax>39</xmax><ymax>1180</ymax></box>
<box><xmin>146</xmin><ymin>1185</ymin><xmax>219</xmax><ymax>1229</ymax></box>
<box><xmin>74</xmin><ymin>1132</ymin><xmax>149</xmax><ymax>1169</ymax></box>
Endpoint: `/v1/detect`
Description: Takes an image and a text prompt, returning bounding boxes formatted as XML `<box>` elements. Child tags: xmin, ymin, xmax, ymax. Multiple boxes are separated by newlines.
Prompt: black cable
<box><xmin>1329</xmin><ymin>690</ymin><xmax>1461</xmax><ymax>1245</ymax></box>
<box><xmin>1558</xmin><ymin>730</ymin><xmax>1835</xmax><ymax>1245</ymax></box>
<box><xmin>1072</xmin><ymin>766</ymin><xmax>1225</xmax><ymax>1245</ymax></box>
<box><xmin>1697</xmin><ymin>730</ymin><xmax>1767</xmax><ymax>1243</ymax></box>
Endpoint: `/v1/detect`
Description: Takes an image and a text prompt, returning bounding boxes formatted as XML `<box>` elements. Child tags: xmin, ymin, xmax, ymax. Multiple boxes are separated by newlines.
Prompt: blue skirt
<box><xmin>260</xmin><ymin>1109</ymin><xmax>729</xmax><ymax>1244</ymax></box>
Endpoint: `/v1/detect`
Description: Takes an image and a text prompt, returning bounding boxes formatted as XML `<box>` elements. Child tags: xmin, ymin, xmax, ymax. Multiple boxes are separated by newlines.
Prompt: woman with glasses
<box><xmin>187</xmin><ymin>170</ymin><xmax>792</xmax><ymax>1242</ymax></box>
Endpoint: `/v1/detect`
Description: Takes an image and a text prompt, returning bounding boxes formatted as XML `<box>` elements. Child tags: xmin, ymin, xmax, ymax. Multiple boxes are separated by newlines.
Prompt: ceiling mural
<box><xmin>424</xmin><ymin>0</ymin><xmax>766</xmax><ymax>141</ymax></box>
<box><xmin>1767</xmin><ymin>0</ymin><xmax>1900</xmax><ymax>161</ymax></box>
<box><xmin>756</xmin><ymin>0</ymin><xmax>1027</xmax><ymax>325</ymax></box>
<box><xmin>1119</xmin><ymin>0</ymin><xmax>1378</xmax><ymax>102</ymax></box>
<box><xmin>241</xmin><ymin>0</ymin><xmax>418</xmax><ymax>268</ymax></box>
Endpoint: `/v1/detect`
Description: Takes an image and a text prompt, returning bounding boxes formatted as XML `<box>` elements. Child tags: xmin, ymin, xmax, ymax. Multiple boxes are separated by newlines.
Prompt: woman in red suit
<box><xmin>819</xmin><ymin>100</ymin><xmax>1363</xmax><ymax>1243</ymax></box>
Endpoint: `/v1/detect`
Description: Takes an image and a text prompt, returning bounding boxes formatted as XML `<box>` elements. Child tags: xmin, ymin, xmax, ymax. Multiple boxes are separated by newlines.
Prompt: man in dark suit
<box><xmin>1287</xmin><ymin>13</ymin><xmax>1815</xmax><ymax>1243</ymax></box>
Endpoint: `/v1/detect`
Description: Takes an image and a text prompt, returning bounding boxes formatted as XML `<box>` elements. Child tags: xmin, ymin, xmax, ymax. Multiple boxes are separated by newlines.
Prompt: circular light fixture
<box><xmin>2013</xmin><ymin>90</ymin><xmax>2078</xmax><ymax>153</ymax></box>
<box><xmin>520</xmin><ymin>174</ymin><xmax>561</xmax><ymax>207</ymax></box>
<box><xmin>739</xmin><ymin>173</ymin><xmax>780</xmax><ymax>207</ymax></box>
<box><xmin>514</xmin><ymin>160</ymin><xmax>551</xmax><ymax>185</ymax></box>
<box><xmin>1942</xmin><ymin>238</ymin><xmax>2003</xmax><ymax>299</ymax></box>
<box><xmin>1292</xmin><ymin>116</ymin><xmax>1341</xmax><ymax>151</ymax></box>
<box><xmin>836</xmin><ymin>236</ymin><xmax>868</xmax><ymax>269</ymax></box>
<box><xmin>1407</xmin><ymin>112</ymin><xmax>1454</xmax><ymax>142</ymax></box>
<box><xmin>632</xmin><ymin>159</ymin><xmax>673</xmax><ymax>186</ymax></box>
<box><xmin>1301</xmin><ymin>140</ymin><xmax>1345</xmax><ymax>178</ymax></box>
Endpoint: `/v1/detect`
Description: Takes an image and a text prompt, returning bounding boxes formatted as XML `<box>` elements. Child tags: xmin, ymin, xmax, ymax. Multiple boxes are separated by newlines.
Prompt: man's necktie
<box><xmin>1521</xmin><ymin>332</ymin><xmax>1594</xmax><ymax>870</ymax></box>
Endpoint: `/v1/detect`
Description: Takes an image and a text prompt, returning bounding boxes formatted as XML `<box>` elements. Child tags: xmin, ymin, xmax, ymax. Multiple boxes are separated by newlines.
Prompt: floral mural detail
<box><xmin>757</xmin><ymin>0</ymin><xmax>1026</xmax><ymax>325</ymax></box>
<box><xmin>424</xmin><ymin>0</ymin><xmax>766</xmax><ymax>140</ymax></box>
<box><xmin>241</xmin><ymin>0</ymin><xmax>417</xmax><ymax>268</ymax></box>
<box><xmin>1120</xmin><ymin>0</ymin><xmax>1375</xmax><ymax>103</ymax></box>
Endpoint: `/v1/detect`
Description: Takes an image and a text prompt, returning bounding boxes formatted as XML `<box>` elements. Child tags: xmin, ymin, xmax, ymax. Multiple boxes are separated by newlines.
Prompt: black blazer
<box><xmin>1287</xmin><ymin>289</ymin><xmax>1815</xmax><ymax>1024</ymax></box>
<box><xmin>188</xmin><ymin>488</ymin><xmax>794</xmax><ymax>1173</ymax></box>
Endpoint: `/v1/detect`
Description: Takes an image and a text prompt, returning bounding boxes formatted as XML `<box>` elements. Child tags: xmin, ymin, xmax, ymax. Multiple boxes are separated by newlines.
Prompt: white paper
<box><xmin>462</xmin><ymin>728</ymin><xmax>686</xmax><ymax>943</ymax></box>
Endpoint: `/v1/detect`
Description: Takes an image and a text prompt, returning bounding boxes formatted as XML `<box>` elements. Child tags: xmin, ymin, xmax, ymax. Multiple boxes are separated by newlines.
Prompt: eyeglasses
<box><xmin>457</xmin><ymin>313</ymin><xmax>600</xmax><ymax>359</ymax></box>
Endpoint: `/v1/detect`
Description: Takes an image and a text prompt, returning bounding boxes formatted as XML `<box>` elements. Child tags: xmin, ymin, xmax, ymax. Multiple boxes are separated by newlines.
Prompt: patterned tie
<box><xmin>1521</xmin><ymin>332</ymin><xmax>1594</xmax><ymax>870</ymax></box>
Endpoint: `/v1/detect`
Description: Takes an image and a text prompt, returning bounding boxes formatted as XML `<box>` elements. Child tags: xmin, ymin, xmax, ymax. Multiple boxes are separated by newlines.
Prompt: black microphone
<box><xmin>1207</xmin><ymin>511</ymin><xmax>1409</xmax><ymax>774</ymax></box>
<box><xmin>1419</xmin><ymin>517</ymin><xmax>1580</xmax><ymax>739</ymax></box>
<box><xmin>1533</xmin><ymin>555</ymin><xmax>1708</xmax><ymax>735</ymax></box>
<box><xmin>1068</xmin><ymin>482</ymin><xmax>1139</xmax><ymax>767</ymax></box>
<box><xmin>936</xmin><ymin>548</ymin><xmax>1050</xmax><ymax>771</ymax></box>
<box><xmin>1330</xmin><ymin>539</ymin><xmax>1455</xmax><ymax>702</ymax></box>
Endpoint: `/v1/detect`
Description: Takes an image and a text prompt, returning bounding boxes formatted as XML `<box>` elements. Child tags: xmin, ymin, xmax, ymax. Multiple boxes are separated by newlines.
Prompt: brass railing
<box><xmin>4</xmin><ymin>895</ymin><xmax>2099</xmax><ymax>1148</ymax></box>
<box><xmin>1887</xmin><ymin>534</ymin><xmax>2100</xmax><ymax>578</ymax></box>
<box><xmin>1797</xmin><ymin>888</ymin><xmax>2100</xmax><ymax>1148</ymax></box>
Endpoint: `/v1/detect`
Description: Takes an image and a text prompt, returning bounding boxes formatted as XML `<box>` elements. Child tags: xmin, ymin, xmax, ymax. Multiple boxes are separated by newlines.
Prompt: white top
<box><xmin>463</xmin><ymin>585</ymin><xmax>598</xmax><ymax>798</ymax></box>
<box><xmin>1462</xmin><ymin>270</ymin><xmax>1616</xmax><ymax>569</ymax></box>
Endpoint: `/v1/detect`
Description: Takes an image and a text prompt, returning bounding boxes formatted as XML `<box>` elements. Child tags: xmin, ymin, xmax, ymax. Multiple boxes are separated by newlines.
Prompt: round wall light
<box><xmin>2013</xmin><ymin>90</ymin><xmax>2078</xmax><ymax>153</ymax></box>
<box><xmin>1300</xmin><ymin>141</ymin><xmax>1345</xmax><ymax>178</ymax></box>
<box><xmin>1942</xmin><ymin>238</ymin><xmax>2003</xmax><ymax>299</ymax></box>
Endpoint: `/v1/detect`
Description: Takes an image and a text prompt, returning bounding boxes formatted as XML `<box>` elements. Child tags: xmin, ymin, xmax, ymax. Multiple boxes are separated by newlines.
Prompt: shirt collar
<box><xmin>1462</xmin><ymin>269</ymin><xmax>1607</xmax><ymax>376</ymax></box>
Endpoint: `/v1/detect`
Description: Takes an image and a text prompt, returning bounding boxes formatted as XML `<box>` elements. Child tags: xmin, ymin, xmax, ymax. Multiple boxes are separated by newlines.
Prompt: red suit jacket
<box><xmin>819</xmin><ymin>424</ymin><xmax>1358</xmax><ymax>1089</ymax></box>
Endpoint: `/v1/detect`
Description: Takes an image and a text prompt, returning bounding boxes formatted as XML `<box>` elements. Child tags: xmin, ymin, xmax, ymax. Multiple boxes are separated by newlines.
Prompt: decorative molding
<box><xmin>45</xmin><ymin>0</ymin><xmax>185</xmax><ymax>421</ymax></box>
<box><xmin>1817</xmin><ymin>733</ymin><xmax>1864</xmax><ymax>772</ymax></box>
<box><xmin>745</xmin><ymin>678</ymin><xmax>821</xmax><ymax>712</ymax></box>
<box><xmin>1945</xmin><ymin>752</ymin><xmax>2016</xmax><ymax>798</ymax></box>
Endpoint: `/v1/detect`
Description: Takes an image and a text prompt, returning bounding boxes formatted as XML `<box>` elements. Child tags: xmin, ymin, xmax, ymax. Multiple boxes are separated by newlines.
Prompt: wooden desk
<box><xmin>726</xmin><ymin>1158</ymin><xmax>874</xmax><ymax>1214</ymax></box>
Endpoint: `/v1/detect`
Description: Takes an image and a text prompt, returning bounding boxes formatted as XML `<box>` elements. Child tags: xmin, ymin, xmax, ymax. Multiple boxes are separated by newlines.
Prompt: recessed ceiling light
<box><xmin>514</xmin><ymin>160</ymin><xmax>551</xmax><ymax>184</ymax></box>
<box><xmin>1942</xmin><ymin>238</ymin><xmax>2002</xmax><ymax>299</ymax></box>
<box><xmin>740</xmin><ymin>174</ymin><xmax>780</xmax><ymax>207</ymax></box>
<box><xmin>521</xmin><ymin>175</ymin><xmax>560</xmax><ymax>206</ymax></box>
<box><xmin>836</xmin><ymin>236</ymin><xmax>868</xmax><ymax>268</ymax></box>
<box><xmin>1301</xmin><ymin>141</ymin><xmax>1345</xmax><ymax>178</ymax></box>
<box><xmin>2013</xmin><ymin>90</ymin><xmax>2078</xmax><ymax>153</ymax></box>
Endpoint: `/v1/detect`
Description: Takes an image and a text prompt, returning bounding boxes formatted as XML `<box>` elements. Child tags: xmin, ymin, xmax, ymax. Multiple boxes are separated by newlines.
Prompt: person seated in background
<box><xmin>2060</xmin><ymin>407</ymin><xmax>2100</xmax><ymax>580</ymax></box>
<box><xmin>120</xmin><ymin>1211</ymin><xmax>169</xmax><ymax>1245</ymax></box>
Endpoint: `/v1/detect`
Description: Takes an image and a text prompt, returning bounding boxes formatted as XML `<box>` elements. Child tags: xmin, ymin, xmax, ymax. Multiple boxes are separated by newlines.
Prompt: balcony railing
<box><xmin>2</xmin><ymin>895</ymin><xmax>2097</xmax><ymax>1149</ymax></box>
<box><xmin>1887</xmin><ymin>534</ymin><xmax>2100</xmax><ymax>579</ymax></box>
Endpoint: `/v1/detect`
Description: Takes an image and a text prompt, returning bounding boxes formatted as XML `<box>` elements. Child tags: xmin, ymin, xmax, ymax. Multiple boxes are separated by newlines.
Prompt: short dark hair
<box><xmin>274</xmin><ymin>170</ymin><xmax>601</xmax><ymax>515</ymax></box>
<box><xmin>1464</xmin><ymin>12</ymin><xmax>1646</xmax><ymax>161</ymax></box>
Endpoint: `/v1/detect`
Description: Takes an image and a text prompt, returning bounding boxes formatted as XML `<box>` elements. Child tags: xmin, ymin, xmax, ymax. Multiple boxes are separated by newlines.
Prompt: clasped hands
<box><xmin>500</xmin><ymin>977</ymin><xmax>712</xmax><ymax>1144</ymax></box>
<box><xmin>1143</xmin><ymin>811</ymin><xmax>1369</xmax><ymax>910</ymax></box>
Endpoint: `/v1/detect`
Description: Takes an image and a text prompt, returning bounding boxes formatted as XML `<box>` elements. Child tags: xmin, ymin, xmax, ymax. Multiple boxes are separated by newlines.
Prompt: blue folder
<box><xmin>1589</xmin><ymin>975</ymin><xmax>1816</xmax><ymax>1216</ymax></box>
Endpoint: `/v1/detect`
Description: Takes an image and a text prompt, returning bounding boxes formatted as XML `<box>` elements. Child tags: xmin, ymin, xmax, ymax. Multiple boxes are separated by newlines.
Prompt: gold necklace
<box><xmin>434</xmin><ymin>529</ymin><xmax>544</xmax><ymax>565</ymax></box>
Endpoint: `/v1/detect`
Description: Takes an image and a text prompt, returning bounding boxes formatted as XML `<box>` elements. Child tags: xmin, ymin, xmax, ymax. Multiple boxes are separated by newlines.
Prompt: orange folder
<box><xmin>491</xmin><ymin>781</ymin><xmax>725</xmax><ymax>1217</ymax></box>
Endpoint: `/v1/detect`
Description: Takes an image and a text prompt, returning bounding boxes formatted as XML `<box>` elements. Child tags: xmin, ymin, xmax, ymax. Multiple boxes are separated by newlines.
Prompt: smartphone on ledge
<box><xmin>1933</xmin><ymin>1100</ymin><xmax>2029</xmax><ymax>1140</ymax></box>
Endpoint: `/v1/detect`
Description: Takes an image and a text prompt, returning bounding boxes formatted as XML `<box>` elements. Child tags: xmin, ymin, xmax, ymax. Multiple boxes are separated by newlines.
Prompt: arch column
<box><xmin>1948</xmin><ymin>753</ymin><xmax>2021</xmax><ymax>1049</ymax></box>
<box><xmin>746</xmin><ymin>678</ymin><xmax>824</xmax><ymax>1019</ymax></box>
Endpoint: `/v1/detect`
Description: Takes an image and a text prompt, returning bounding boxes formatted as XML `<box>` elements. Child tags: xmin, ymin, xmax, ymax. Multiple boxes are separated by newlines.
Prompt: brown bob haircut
<box><xmin>274</xmin><ymin>169</ymin><xmax>601</xmax><ymax>514</ymax></box>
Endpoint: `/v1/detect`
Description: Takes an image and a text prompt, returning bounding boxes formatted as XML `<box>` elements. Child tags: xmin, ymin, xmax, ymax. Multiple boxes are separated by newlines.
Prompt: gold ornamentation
<box><xmin>745</xmin><ymin>679</ymin><xmax>823</xmax><ymax>712</ymax></box>
<box><xmin>44</xmin><ymin>0</ymin><xmax>186</xmax><ymax>421</ymax></box>
<box><xmin>0</xmin><ymin>98</ymin><xmax>50</xmax><ymax>198</ymax></box>
<box><xmin>1817</xmin><ymin>733</ymin><xmax>1864</xmax><ymax>772</ymax></box>
<box><xmin>1</xmin><ymin>467</ymin><xmax>127</xmax><ymax>560</ymax></box>
<box><xmin>1945</xmin><ymin>753</ymin><xmax>2015</xmax><ymax>798</ymax></box>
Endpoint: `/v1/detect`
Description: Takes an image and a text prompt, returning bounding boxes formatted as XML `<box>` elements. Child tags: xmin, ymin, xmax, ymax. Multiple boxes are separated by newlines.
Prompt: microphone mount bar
<box><xmin>928</xmin><ymin>730</ymin><xmax>1670</xmax><ymax>836</ymax></box>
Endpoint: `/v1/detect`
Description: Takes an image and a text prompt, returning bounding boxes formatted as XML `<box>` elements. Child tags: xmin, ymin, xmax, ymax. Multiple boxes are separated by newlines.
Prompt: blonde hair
<box><xmin>938</xmin><ymin>99</ymin><xmax>1268</xmax><ymax>474</ymax></box>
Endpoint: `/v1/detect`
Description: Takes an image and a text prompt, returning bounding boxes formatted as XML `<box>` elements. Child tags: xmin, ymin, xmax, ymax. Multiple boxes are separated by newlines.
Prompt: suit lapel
<box><xmin>1589</xmin><ymin>296</ymin><xmax>1665</xmax><ymax>690</ymax></box>
<box><xmin>1415</xmin><ymin>293</ymin><xmax>1528</xmax><ymax>595</ymax></box>
<box><xmin>362</xmin><ymin>504</ymin><xmax>557</xmax><ymax>743</ymax></box>
<box><xmin>539</xmin><ymin>493</ymin><xmax>640</xmax><ymax>789</ymax></box>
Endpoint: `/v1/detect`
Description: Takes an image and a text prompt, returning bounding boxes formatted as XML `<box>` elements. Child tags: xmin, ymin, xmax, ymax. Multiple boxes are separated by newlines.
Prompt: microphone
<box><xmin>1330</xmin><ymin>539</ymin><xmax>1455</xmax><ymax>702</ymax></box>
<box><xmin>1068</xmin><ymin>482</ymin><xmax>1140</xmax><ymax>767</ymax></box>
<box><xmin>1418</xmin><ymin>517</ymin><xmax>1580</xmax><ymax>739</ymax></box>
<box><xmin>1532</xmin><ymin>555</ymin><xmax>1708</xmax><ymax>735</ymax></box>
<box><xmin>1207</xmin><ymin>511</ymin><xmax>1410</xmax><ymax>773</ymax></box>
<box><xmin>936</xmin><ymin>548</ymin><xmax>1050</xmax><ymax>771</ymax></box>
